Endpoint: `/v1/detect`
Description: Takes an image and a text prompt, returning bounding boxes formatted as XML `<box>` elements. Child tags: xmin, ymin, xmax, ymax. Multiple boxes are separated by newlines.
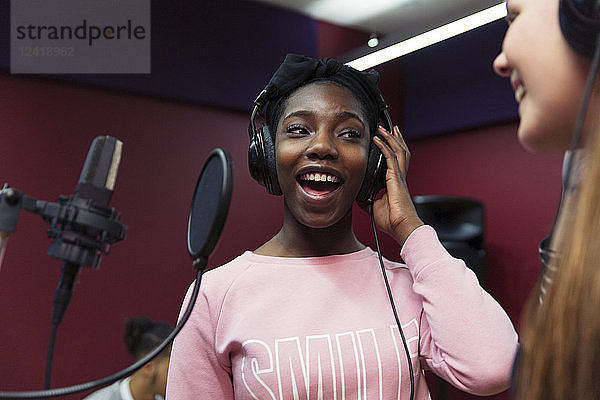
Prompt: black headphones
<box><xmin>559</xmin><ymin>0</ymin><xmax>600</xmax><ymax>57</ymax></box>
<box><xmin>248</xmin><ymin>88</ymin><xmax>393</xmax><ymax>204</ymax></box>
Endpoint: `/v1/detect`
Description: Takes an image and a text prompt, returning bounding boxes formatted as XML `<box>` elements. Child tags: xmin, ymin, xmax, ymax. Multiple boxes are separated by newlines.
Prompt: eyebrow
<box><xmin>282</xmin><ymin>110</ymin><xmax>366</xmax><ymax>128</ymax></box>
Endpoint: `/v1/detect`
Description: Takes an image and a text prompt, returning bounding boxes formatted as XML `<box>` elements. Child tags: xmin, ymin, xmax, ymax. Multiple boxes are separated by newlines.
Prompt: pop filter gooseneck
<box><xmin>0</xmin><ymin>148</ymin><xmax>234</xmax><ymax>399</ymax></box>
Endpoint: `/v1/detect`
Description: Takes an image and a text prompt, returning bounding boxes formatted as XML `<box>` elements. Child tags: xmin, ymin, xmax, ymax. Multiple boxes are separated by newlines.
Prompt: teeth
<box><xmin>299</xmin><ymin>172</ymin><xmax>340</xmax><ymax>183</ymax></box>
<box><xmin>515</xmin><ymin>84</ymin><xmax>526</xmax><ymax>103</ymax></box>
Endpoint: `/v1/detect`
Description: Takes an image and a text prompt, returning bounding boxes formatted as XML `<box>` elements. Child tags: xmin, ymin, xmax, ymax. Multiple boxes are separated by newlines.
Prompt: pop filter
<box><xmin>187</xmin><ymin>148</ymin><xmax>233</xmax><ymax>269</ymax></box>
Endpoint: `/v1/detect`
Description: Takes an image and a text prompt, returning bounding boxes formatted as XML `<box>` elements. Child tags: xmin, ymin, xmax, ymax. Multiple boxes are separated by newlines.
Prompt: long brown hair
<box><xmin>513</xmin><ymin>80</ymin><xmax>600</xmax><ymax>399</ymax></box>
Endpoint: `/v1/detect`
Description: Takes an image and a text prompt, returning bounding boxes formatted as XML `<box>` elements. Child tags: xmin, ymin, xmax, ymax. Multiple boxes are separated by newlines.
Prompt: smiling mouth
<box><xmin>297</xmin><ymin>172</ymin><xmax>342</xmax><ymax>196</ymax></box>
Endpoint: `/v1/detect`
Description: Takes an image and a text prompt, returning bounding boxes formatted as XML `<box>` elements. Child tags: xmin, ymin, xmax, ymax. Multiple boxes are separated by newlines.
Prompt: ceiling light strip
<box><xmin>346</xmin><ymin>2</ymin><xmax>507</xmax><ymax>71</ymax></box>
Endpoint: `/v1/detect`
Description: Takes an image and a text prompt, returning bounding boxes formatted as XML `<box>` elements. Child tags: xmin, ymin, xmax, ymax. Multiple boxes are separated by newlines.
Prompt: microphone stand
<box><xmin>0</xmin><ymin>232</ymin><xmax>8</xmax><ymax>272</ymax></box>
<box><xmin>0</xmin><ymin>186</ymin><xmax>127</xmax><ymax>389</ymax></box>
<box><xmin>45</xmin><ymin>262</ymin><xmax>80</xmax><ymax>389</ymax></box>
<box><xmin>0</xmin><ymin>255</ymin><xmax>207</xmax><ymax>399</ymax></box>
<box><xmin>0</xmin><ymin>146</ymin><xmax>233</xmax><ymax>398</ymax></box>
<box><xmin>0</xmin><ymin>186</ymin><xmax>21</xmax><ymax>273</ymax></box>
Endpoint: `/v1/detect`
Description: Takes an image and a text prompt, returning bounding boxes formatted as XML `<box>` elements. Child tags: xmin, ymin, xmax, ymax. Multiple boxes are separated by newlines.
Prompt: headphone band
<box><xmin>560</xmin><ymin>0</ymin><xmax>600</xmax><ymax>57</ymax></box>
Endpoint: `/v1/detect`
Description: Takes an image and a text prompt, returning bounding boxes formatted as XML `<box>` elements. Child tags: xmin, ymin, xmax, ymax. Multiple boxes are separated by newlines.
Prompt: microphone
<box><xmin>75</xmin><ymin>136</ymin><xmax>123</xmax><ymax>208</ymax></box>
<box><xmin>0</xmin><ymin>136</ymin><xmax>128</xmax><ymax>389</ymax></box>
<box><xmin>46</xmin><ymin>136</ymin><xmax>125</xmax><ymax>269</ymax></box>
<box><xmin>48</xmin><ymin>135</ymin><xmax>125</xmax><ymax>320</ymax></box>
<box><xmin>44</xmin><ymin>136</ymin><xmax>126</xmax><ymax>388</ymax></box>
<box><xmin>0</xmin><ymin>136</ymin><xmax>127</xmax><ymax>273</ymax></box>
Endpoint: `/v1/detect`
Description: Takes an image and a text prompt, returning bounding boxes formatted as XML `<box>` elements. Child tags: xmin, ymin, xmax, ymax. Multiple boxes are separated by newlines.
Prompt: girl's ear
<box><xmin>140</xmin><ymin>359</ymin><xmax>156</xmax><ymax>377</ymax></box>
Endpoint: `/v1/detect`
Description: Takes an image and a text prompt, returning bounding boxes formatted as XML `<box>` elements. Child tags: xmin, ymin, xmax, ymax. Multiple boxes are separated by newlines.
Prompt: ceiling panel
<box><xmin>252</xmin><ymin>0</ymin><xmax>505</xmax><ymax>50</ymax></box>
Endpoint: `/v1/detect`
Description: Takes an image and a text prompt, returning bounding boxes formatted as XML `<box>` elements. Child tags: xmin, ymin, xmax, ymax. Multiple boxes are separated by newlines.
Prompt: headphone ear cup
<box><xmin>248</xmin><ymin>130</ymin><xmax>264</xmax><ymax>186</ymax></box>
<box><xmin>356</xmin><ymin>144</ymin><xmax>386</xmax><ymax>204</ymax></box>
<box><xmin>356</xmin><ymin>110</ymin><xmax>392</xmax><ymax>204</ymax></box>
<box><xmin>248</xmin><ymin>135</ymin><xmax>260</xmax><ymax>181</ymax></box>
<box><xmin>260</xmin><ymin>126</ymin><xmax>282</xmax><ymax>196</ymax></box>
<box><xmin>559</xmin><ymin>0</ymin><xmax>600</xmax><ymax>57</ymax></box>
<box><xmin>248</xmin><ymin>126</ymin><xmax>282</xmax><ymax>196</ymax></box>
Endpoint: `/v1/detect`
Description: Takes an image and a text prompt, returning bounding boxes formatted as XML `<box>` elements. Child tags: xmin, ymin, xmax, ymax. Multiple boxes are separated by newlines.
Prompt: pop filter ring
<box><xmin>187</xmin><ymin>148</ymin><xmax>234</xmax><ymax>267</ymax></box>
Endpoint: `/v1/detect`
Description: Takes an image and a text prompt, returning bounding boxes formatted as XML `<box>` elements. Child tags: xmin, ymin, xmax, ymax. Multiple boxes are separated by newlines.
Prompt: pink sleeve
<box><xmin>165</xmin><ymin>280</ymin><xmax>234</xmax><ymax>399</ymax></box>
<box><xmin>400</xmin><ymin>225</ymin><xmax>518</xmax><ymax>396</ymax></box>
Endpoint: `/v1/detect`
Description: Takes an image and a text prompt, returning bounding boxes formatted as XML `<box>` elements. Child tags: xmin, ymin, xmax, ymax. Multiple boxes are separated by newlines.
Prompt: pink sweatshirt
<box><xmin>166</xmin><ymin>225</ymin><xmax>518</xmax><ymax>399</ymax></box>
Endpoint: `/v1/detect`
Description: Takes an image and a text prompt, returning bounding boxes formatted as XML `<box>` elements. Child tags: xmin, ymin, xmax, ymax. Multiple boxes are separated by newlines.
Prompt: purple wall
<box><xmin>0</xmin><ymin>0</ymin><xmax>318</xmax><ymax>111</ymax></box>
<box><xmin>1</xmin><ymin>2</ymin><xmax>516</xmax><ymax>136</ymax></box>
<box><xmin>401</xmin><ymin>19</ymin><xmax>518</xmax><ymax>139</ymax></box>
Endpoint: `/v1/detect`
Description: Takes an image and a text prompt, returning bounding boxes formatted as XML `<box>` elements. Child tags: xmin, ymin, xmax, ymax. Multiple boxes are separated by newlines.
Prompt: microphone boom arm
<box><xmin>0</xmin><ymin>186</ymin><xmax>127</xmax><ymax>269</ymax></box>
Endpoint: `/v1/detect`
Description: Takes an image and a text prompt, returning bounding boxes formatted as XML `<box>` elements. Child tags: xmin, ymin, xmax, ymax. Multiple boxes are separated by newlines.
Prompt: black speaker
<box><xmin>559</xmin><ymin>0</ymin><xmax>600</xmax><ymax>57</ymax></box>
<box><xmin>412</xmin><ymin>195</ymin><xmax>486</xmax><ymax>286</ymax></box>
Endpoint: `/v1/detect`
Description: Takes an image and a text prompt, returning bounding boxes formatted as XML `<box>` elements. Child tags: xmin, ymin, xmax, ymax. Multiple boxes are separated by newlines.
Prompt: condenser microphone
<box><xmin>0</xmin><ymin>136</ymin><xmax>128</xmax><ymax>390</ymax></box>
<box><xmin>45</xmin><ymin>136</ymin><xmax>126</xmax><ymax>388</ymax></box>
<box><xmin>75</xmin><ymin>136</ymin><xmax>123</xmax><ymax>208</ymax></box>
<box><xmin>46</xmin><ymin>136</ymin><xmax>126</xmax><ymax>269</ymax></box>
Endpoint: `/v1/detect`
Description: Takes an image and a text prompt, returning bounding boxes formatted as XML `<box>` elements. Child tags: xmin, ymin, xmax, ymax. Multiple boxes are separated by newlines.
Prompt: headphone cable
<box><xmin>370</xmin><ymin>203</ymin><xmax>415</xmax><ymax>400</ymax></box>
